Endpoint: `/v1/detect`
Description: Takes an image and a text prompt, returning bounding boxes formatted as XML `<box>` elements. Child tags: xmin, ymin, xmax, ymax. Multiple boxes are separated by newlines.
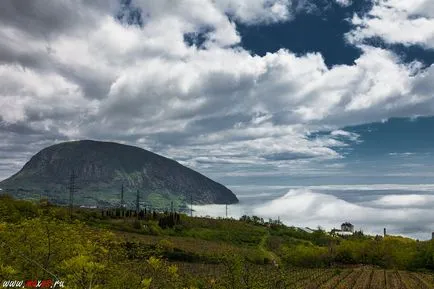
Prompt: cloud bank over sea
<box><xmin>193</xmin><ymin>185</ymin><xmax>434</xmax><ymax>240</ymax></box>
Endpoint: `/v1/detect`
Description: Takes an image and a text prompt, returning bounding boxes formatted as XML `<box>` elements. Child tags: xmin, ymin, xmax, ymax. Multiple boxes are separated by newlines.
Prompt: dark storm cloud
<box><xmin>0</xmin><ymin>120</ymin><xmax>69</xmax><ymax>180</ymax></box>
<box><xmin>0</xmin><ymin>43</ymin><xmax>49</xmax><ymax>71</ymax></box>
<box><xmin>0</xmin><ymin>120</ymin><xmax>42</xmax><ymax>135</ymax></box>
<box><xmin>0</xmin><ymin>0</ymin><xmax>118</xmax><ymax>37</ymax></box>
<box><xmin>185</xmin><ymin>114</ymin><xmax>253</xmax><ymax>136</ymax></box>
<box><xmin>55</xmin><ymin>65</ymin><xmax>113</xmax><ymax>100</ymax></box>
<box><xmin>0</xmin><ymin>0</ymin><xmax>120</xmax><ymax>102</ymax></box>
<box><xmin>263</xmin><ymin>152</ymin><xmax>317</xmax><ymax>161</ymax></box>
<box><xmin>0</xmin><ymin>1</ymin><xmax>85</xmax><ymax>36</ymax></box>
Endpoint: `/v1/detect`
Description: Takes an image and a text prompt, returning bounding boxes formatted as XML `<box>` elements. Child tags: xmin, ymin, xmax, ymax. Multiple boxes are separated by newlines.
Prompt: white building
<box><xmin>331</xmin><ymin>222</ymin><xmax>355</xmax><ymax>236</ymax></box>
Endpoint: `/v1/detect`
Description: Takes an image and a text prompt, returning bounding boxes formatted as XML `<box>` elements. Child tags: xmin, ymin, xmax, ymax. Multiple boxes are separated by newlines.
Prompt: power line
<box><xmin>68</xmin><ymin>170</ymin><xmax>78</xmax><ymax>217</ymax></box>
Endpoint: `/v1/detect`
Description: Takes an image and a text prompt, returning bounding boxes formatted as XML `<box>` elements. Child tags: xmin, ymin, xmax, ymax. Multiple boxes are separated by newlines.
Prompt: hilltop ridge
<box><xmin>0</xmin><ymin>140</ymin><xmax>238</xmax><ymax>207</ymax></box>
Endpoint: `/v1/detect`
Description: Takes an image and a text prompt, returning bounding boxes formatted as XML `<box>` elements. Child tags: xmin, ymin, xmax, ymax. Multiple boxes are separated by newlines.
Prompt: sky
<box><xmin>1</xmin><ymin>0</ymin><xmax>434</xmax><ymax>238</ymax></box>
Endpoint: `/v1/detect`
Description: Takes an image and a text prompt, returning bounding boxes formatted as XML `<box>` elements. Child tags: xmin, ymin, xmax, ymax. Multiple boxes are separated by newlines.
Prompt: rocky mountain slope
<box><xmin>0</xmin><ymin>140</ymin><xmax>238</xmax><ymax>208</ymax></box>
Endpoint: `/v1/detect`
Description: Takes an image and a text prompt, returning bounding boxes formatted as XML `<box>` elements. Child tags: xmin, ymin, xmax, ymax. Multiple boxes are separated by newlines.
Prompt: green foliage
<box><xmin>270</xmin><ymin>225</ymin><xmax>335</xmax><ymax>246</ymax></box>
<box><xmin>146</xmin><ymin>192</ymin><xmax>185</xmax><ymax>210</ymax></box>
<box><xmin>281</xmin><ymin>243</ymin><xmax>329</xmax><ymax>267</ymax></box>
<box><xmin>332</xmin><ymin>236</ymin><xmax>419</xmax><ymax>269</ymax></box>
<box><xmin>178</xmin><ymin>216</ymin><xmax>267</xmax><ymax>247</ymax></box>
<box><xmin>144</xmin><ymin>221</ymin><xmax>164</xmax><ymax>235</ymax></box>
<box><xmin>2</xmin><ymin>196</ymin><xmax>434</xmax><ymax>289</ymax></box>
<box><xmin>156</xmin><ymin>239</ymin><xmax>175</xmax><ymax>254</ymax></box>
<box><xmin>0</xmin><ymin>194</ymin><xmax>39</xmax><ymax>221</ymax></box>
<box><xmin>61</xmin><ymin>255</ymin><xmax>106</xmax><ymax>289</ymax></box>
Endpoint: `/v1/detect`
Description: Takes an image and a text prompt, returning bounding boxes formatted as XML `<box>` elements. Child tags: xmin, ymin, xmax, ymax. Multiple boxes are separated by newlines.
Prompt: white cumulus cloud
<box><xmin>347</xmin><ymin>0</ymin><xmax>434</xmax><ymax>49</ymax></box>
<box><xmin>0</xmin><ymin>0</ymin><xmax>434</xmax><ymax>181</ymax></box>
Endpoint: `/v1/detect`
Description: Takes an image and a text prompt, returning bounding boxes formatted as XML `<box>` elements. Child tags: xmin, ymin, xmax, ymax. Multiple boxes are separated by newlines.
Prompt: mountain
<box><xmin>0</xmin><ymin>140</ymin><xmax>238</xmax><ymax>208</ymax></box>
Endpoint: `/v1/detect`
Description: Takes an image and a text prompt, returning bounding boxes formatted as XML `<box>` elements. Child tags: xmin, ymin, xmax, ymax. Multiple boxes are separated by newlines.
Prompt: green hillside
<box><xmin>1</xmin><ymin>195</ymin><xmax>434</xmax><ymax>289</ymax></box>
<box><xmin>0</xmin><ymin>140</ymin><xmax>238</xmax><ymax>208</ymax></box>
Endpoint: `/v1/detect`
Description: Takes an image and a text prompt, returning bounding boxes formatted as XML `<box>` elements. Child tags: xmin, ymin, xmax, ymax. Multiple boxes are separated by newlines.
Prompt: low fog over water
<box><xmin>194</xmin><ymin>184</ymin><xmax>434</xmax><ymax>240</ymax></box>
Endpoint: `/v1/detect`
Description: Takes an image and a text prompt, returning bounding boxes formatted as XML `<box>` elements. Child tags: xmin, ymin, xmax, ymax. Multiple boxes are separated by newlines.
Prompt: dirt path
<box><xmin>258</xmin><ymin>231</ymin><xmax>281</xmax><ymax>265</ymax></box>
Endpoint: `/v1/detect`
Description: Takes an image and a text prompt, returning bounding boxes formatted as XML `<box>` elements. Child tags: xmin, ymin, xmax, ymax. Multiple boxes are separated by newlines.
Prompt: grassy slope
<box><xmin>2</xmin><ymin>195</ymin><xmax>434</xmax><ymax>289</ymax></box>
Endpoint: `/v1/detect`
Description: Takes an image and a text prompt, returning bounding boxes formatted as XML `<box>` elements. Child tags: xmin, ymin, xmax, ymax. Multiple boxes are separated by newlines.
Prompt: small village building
<box><xmin>331</xmin><ymin>222</ymin><xmax>355</xmax><ymax>236</ymax></box>
<box><xmin>341</xmin><ymin>222</ymin><xmax>354</xmax><ymax>232</ymax></box>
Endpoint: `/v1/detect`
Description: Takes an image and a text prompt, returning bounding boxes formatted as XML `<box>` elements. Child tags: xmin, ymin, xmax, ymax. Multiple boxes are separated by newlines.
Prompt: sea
<box><xmin>193</xmin><ymin>184</ymin><xmax>434</xmax><ymax>240</ymax></box>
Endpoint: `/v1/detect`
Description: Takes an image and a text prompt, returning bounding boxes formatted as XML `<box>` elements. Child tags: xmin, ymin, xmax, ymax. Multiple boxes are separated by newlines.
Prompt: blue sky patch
<box><xmin>237</xmin><ymin>0</ymin><xmax>373</xmax><ymax>67</ymax></box>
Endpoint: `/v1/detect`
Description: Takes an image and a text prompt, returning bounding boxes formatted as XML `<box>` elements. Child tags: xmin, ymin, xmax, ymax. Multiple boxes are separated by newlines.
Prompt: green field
<box><xmin>1</xmin><ymin>195</ymin><xmax>434</xmax><ymax>288</ymax></box>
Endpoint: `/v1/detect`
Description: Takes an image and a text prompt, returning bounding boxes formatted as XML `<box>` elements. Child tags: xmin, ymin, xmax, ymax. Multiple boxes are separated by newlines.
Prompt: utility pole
<box><xmin>225</xmin><ymin>203</ymin><xmax>228</xmax><ymax>218</ymax></box>
<box><xmin>120</xmin><ymin>183</ymin><xmax>125</xmax><ymax>209</ymax></box>
<box><xmin>190</xmin><ymin>194</ymin><xmax>193</xmax><ymax>217</ymax></box>
<box><xmin>68</xmin><ymin>170</ymin><xmax>77</xmax><ymax>217</ymax></box>
<box><xmin>170</xmin><ymin>201</ymin><xmax>174</xmax><ymax>213</ymax></box>
<box><xmin>136</xmin><ymin>189</ymin><xmax>140</xmax><ymax>214</ymax></box>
